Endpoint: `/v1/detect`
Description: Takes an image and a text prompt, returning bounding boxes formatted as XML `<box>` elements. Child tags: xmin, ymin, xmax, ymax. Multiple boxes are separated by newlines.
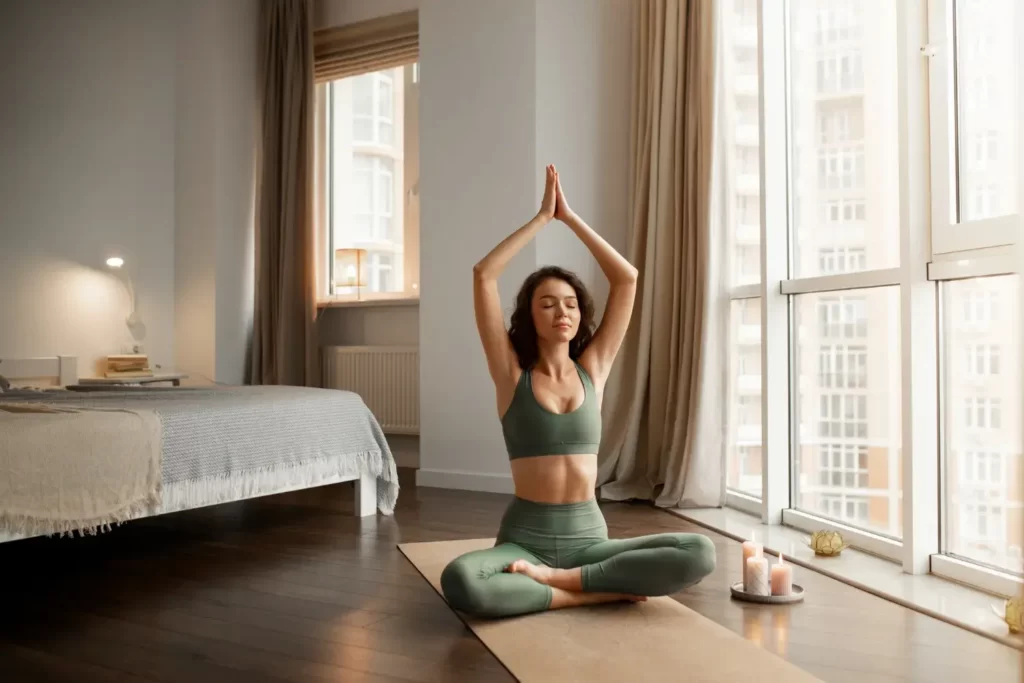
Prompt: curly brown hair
<box><xmin>507</xmin><ymin>266</ymin><xmax>596</xmax><ymax>370</ymax></box>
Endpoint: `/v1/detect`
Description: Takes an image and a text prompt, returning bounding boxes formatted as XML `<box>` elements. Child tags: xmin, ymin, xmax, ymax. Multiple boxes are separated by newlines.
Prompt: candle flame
<box><xmin>779</xmin><ymin>553</ymin><xmax>785</xmax><ymax>565</ymax></box>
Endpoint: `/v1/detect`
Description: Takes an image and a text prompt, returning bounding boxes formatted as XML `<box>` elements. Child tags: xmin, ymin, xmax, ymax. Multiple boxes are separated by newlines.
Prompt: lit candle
<box><xmin>745</xmin><ymin>556</ymin><xmax>770</xmax><ymax>596</ymax></box>
<box><xmin>771</xmin><ymin>553</ymin><xmax>793</xmax><ymax>596</ymax></box>
<box><xmin>741</xmin><ymin>536</ymin><xmax>763</xmax><ymax>590</ymax></box>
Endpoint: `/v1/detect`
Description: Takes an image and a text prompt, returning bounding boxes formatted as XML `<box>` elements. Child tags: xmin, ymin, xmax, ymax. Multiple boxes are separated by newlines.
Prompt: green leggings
<box><xmin>439</xmin><ymin>497</ymin><xmax>717</xmax><ymax>618</ymax></box>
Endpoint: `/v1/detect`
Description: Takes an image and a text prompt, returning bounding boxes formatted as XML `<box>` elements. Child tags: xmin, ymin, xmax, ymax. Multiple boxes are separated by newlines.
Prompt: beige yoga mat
<box><xmin>399</xmin><ymin>538</ymin><xmax>822</xmax><ymax>683</ymax></box>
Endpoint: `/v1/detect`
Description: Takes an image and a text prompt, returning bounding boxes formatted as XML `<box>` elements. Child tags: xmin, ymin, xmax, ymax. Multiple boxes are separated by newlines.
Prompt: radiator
<box><xmin>322</xmin><ymin>345</ymin><xmax>419</xmax><ymax>435</ymax></box>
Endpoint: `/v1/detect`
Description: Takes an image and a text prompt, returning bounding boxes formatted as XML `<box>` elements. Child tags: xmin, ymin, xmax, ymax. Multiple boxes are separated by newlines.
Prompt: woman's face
<box><xmin>531</xmin><ymin>277</ymin><xmax>580</xmax><ymax>345</ymax></box>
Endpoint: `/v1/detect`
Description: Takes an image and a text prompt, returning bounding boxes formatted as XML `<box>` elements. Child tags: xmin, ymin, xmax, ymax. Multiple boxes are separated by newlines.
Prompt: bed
<box><xmin>0</xmin><ymin>356</ymin><xmax>399</xmax><ymax>543</ymax></box>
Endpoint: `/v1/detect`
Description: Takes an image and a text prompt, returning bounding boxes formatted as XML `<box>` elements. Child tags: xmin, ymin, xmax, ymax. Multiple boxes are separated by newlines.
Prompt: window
<box><xmin>963</xmin><ymin>398</ymin><xmax>1002</xmax><ymax>430</ymax></box>
<box><xmin>816</xmin><ymin>51</ymin><xmax>863</xmax><ymax>94</ymax></box>
<box><xmin>942</xmin><ymin>275</ymin><xmax>1021</xmax><ymax>575</ymax></box>
<box><xmin>818</xmin><ymin>247</ymin><xmax>866</xmax><ymax>274</ymax></box>
<box><xmin>965</xmin><ymin>344</ymin><xmax>1001</xmax><ymax>376</ymax></box>
<box><xmin>726</xmin><ymin>0</ymin><xmax>1018</xmax><ymax>595</ymax></box>
<box><xmin>953</xmin><ymin>0</ymin><xmax>1018</xmax><ymax>225</ymax></box>
<box><xmin>817</xmin><ymin>296</ymin><xmax>868</xmax><ymax>339</ymax></box>
<box><xmin>818</xmin><ymin>344</ymin><xmax>867</xmax><ymax>389</ymax></box>
<box><xmin>352</xmin><ymin>71</ymin><xmax>395</xmax><ymax>145</ymax></box>
<box><xmin>817</xmin><ymin>108</ymin><xmax>857</xmax><ymax>144</ymax></box>
<box><xmin>930</xmin><ymin>0</ymin><xmax>1019</xmax><ymax>253</ymax></box>
<box><xmin>818</xmin><ymin>393</ymin><xmax>868</xmax><ymax>440</ymax></box>
<box><xmin>723</xmin><ymin>0</ymin><xmax>764</xmax><ymax>503</ymax></box>
<box><xmin>736</xmin><ymin>244</ymin><xmax>760</xmax><ymax>284</ymax></box>
<box><xmin>727</xmin><ymin>298</ymin><xmax>762</xmax><ymax>499</ymax></box>
<box><xmin>796</xmin><ymin>284</ymin><xmax>902</xmax><ymax>539</ymax></box>
<box><xmin>817</xmin><ymin>493</ymin><xmax>870</xmax><ymax>526</ymax></box>
<box><xmin>736</xmin><ymin>146</ymin><xmax>759</xmax><ymax>175</ymax></box>
<box><xmin>969</xmin><ymin>130</ymin><xmax>998</xmax><ymax>170</ymax></box>
<box><xmin>960</xmin><ymin>452</ymin><xmax>1005</xmax><ymax>489</ymax></box>
<box><xmin>962</xmin><ymin>289</ymin><xmax>1001</xmax><ymax>326</ymax></box>
<box><xmin>818</xmin><ymin>444</ymin><xmax>869</xmax><ymax>488</ymax></box>
<box><xmin>316</xmin><ymin>63</ymin><xmax>419</xmax><ymax>300</ymax></box>
<box><xmin>823</xmin><ymin>199</ymin><xmax>866</xmax><ymax>224</ymax></box>
<box><xmin>815</xmin><ymin>0</ymin><xmax>860</xmax><ymax>46</ymax></box>
<box><xmin>735</xmin><ymin>195</ymin><xmax>759</xmax><ymax>226</ymax></box>
<box><xmin>817</xmin><ymin>146</ymin><xmax>864</xmax><ymax>191</ymax></box>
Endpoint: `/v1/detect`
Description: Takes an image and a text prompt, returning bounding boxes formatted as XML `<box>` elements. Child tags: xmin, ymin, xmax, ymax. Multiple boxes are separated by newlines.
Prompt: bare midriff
<box><xmin>510</xmin><ymin>453</ymin><xmax>598</xmax><ymax>503</ymax></box>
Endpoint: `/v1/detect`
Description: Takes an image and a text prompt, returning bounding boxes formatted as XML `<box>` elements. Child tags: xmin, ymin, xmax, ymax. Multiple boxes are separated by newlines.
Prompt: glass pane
<box><xmin>956</xmin><ymin>0</ymin><xmax>1018</xmax><ymax>221</ymax></box>
<box><xmin>352</xmin><ymin>155</ymin><xmax>373</xmax><ymax>214</ymax></box>
<box><xmin>377</xmin><ymin>158</ymin><xmax>394</xmax><ymax>215</ymax></box>
<box><xmin>378</xmin><ymin>74</ymin><xmax>394</xmax><ymax>119</ymax></box>
<box><xmin>942</xmin><ymin>275</ymin><xmax>1022</xmax><ymax>574</ymax></box>
<box><xmin>788</xmin><ymin>0</ymin><xmax>900</xmax><ymax>278</ymax></box>
<box><xmin>352</xmin><ymin>74</ymin><xmax>373</xmax><ymax>116</ymax></box>
<box><xmin>727</xmin><ymin>298</ymin><xmax>763</xmax><ymax>498</ymax></box>
<box><xmin>794</xmin><ymin>287</ymin><xmax>902</xmax><ymax>538</ymax></box>
<box><xmin>723</xmin><ymin>0</ymin><xmax>761</xmax><ymax>287</ymax></box>
<box><xmin>353</xmin><ymin>118</ymin><xmax>373</xmax><ymax>143</ymax></box>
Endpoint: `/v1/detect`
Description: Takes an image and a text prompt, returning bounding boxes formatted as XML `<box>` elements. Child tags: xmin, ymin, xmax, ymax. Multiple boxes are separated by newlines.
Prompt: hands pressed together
<box><xmin>538</xmin><ymin>164</ymin><xmax>574</xmax><ymax>223</ymax></box>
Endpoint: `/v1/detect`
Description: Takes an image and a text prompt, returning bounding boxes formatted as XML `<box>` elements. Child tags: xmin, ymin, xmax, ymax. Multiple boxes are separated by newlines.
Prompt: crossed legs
<box><xmin>440</xmin><ymin>532</ymin><xmax>717</xmax><ymax>619</ymax></box>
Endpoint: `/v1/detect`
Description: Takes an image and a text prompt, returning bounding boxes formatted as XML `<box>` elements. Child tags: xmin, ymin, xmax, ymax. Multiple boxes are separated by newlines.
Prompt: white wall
<box><xmin>175</xmin><ymin>0</ymin><xmax>258</xmax><ymax>386</ymax></box>
<box><xmin>418</xmin><ymin>0</ymin><xmax>633</xmax><ymax>492</ymax></box>
<box><xmin>535</xmin><ymin>0</ymin><xmax>633</xmax><ymax>318</ymax></box>
<box><xmin>0</xmin><ymin>0</ymin><xmax>177</xmax><ymax>376</ymax></box>
<box><xmin>419</xmin><ymin>0</ymin><xmax>541</xmax><ymax>491</ymax></box>
<box><xmin>0</xmin><ymin>0</ymin><xmax>258</xmax><ymax>382</ymax></box>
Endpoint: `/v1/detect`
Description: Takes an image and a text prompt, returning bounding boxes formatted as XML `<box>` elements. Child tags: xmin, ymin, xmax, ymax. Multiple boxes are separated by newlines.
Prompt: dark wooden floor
<box><xmin>1</xmin><ymin>468</ymin><xmax>1019</xmax><ymax>683</ymax></box>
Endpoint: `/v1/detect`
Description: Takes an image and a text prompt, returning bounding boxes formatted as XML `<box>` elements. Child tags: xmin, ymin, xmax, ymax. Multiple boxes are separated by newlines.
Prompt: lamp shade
<box><xmin>333</xmin><ymin>248</ymin><xmax>368</xmax><ymax>288</ymax></box>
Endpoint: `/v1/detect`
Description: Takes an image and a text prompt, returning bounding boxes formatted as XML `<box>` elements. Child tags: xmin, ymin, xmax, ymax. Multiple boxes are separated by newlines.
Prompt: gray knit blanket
<box><xmin>0</xmin><ymin>385</ymin><xmax>400</xmax><ymax>520</ymax></box>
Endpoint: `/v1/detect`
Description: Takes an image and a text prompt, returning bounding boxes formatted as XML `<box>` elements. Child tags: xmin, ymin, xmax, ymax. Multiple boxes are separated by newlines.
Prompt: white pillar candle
<box><xmin>771</xmin><ymin>553</ymin><xmax>793</xmax><ymax>596</ymax></box>
<box><xmin>741</xmin><ymin>538</ymin><xmax>763</xmax><ymax>590</ymax></box>
<box><xmin>745</xmin><ymin>556</ymin><xmax>770</xmax><ymax>596</ymax></box>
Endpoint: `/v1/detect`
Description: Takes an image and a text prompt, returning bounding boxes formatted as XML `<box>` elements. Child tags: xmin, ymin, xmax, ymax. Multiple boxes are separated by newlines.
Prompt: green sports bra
<box><xmin>500</xmin><ymin>362</ymin><xmax>602</xmax><ymax>460</ymax></box>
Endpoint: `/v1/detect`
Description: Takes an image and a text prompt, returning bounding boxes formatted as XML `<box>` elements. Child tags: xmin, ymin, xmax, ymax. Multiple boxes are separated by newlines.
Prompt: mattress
<box><xmin>0</xmin><ymin>385</ymin><xmax>399</xmax><ymax>514</ymax></box>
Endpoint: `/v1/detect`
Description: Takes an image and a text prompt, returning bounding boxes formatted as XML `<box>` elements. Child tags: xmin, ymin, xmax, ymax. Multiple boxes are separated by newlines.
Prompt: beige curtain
<box><xmin>597</xmin><ymin>0</ymin><xmax>727</xmax><ymax>509</ymax></box>
<box><xmin>251</xmin><ymin>0</ymin><xmax>319</xmax><ymax>387</ymax></box>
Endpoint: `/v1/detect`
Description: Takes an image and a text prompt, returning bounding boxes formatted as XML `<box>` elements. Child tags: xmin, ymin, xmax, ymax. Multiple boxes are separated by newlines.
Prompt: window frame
<box><xmin>315</xmin><ymin>63</ymin><xmax>419</xmax><ymax>304</ymax></box>
<box><xmin>926</xmin><ymin>0</ymin><xmax>1020</xmax><ymax>255</ymax></box>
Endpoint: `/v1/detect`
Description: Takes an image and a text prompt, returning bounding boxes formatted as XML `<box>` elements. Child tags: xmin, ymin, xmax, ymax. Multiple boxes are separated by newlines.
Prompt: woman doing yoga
<box><xmin>440</xmin><ymin>165</ymin><xmax>717</xmax><ymax>618</ymax></box>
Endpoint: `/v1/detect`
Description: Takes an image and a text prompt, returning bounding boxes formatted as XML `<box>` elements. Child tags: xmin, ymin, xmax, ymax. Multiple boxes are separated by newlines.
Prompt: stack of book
<box><xmin>105</xmin><ymin>354</ymin><xmax>154</xmax><ymax>379</ymax></box>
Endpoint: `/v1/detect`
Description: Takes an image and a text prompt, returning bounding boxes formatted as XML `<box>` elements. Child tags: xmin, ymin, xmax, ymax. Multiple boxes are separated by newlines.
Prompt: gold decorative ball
<box><xmin>808</xmin><ymin>530</ymin><xmax>850</xmax><ymax>556</ymax></box>
<box><xmin>993</xmin><ymin>597</ymin><xmax>1024</xmax><ymax>634</ymax></box>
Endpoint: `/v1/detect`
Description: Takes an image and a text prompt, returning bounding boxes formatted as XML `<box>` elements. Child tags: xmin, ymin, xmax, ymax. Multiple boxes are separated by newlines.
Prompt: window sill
<box><xmin>317</xmin><ymin>296</ymin><xmax>419</xmax><ymax>310</ymax></box>
<box><xmin>668</xmin><ymin>505</ymin><xmax>1023</xmax><ymax>651</ymax></box>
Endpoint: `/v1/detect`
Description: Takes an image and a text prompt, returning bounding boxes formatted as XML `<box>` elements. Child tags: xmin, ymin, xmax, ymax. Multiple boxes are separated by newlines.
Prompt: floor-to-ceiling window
<box><xmin>725</xmin><ymin>0</ymin><xmax>765</xmax><ymax>505</ymax></box>
<box><xmin>787</xmin><ymin>0</ymin><xmax>904</xmax><ymax>541</ymax></box>
<box><xmin>723</xmin><ymin>0</ymin><xmax>1021</xmax><ymax>597</ymax></box>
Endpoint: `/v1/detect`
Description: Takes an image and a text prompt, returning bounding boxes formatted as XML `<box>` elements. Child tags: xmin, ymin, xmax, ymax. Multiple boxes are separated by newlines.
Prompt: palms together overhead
<box><xmin>539</xmin><ymin>165</ymin><xmax>574</xmax><ymax>222</ymax></box>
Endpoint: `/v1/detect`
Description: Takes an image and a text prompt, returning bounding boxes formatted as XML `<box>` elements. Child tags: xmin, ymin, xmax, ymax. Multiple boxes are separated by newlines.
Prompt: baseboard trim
<box><xmin>416</xmin><ymin>468</ymin><xmax>515</xmax><ymax>494</ymax></box>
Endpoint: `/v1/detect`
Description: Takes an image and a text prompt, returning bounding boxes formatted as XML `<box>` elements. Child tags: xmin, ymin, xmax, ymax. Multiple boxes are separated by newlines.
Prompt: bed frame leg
<box><xmin>354</xmin><ymin>472</ymin><xmax>377</xmax><ymax>517</ymax></box>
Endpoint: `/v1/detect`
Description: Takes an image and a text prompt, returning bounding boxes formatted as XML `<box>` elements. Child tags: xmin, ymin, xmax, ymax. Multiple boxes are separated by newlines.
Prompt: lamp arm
<box><xmin>117</xmin><ymin>274</ymin><xmax>138</xmax><ymax>326</ymax></box>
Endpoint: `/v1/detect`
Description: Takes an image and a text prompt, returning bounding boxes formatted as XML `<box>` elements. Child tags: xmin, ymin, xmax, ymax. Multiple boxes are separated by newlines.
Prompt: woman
<box><xmin>439</xmin><ymin>166</ymin><xmax>717</xmax><ymax>619</ymax></box>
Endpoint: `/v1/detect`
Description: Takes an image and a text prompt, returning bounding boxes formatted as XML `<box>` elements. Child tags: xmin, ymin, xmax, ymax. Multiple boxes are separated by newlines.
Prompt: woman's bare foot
<box><xmin>548</xmin><ymin>587</ymin><xmax>647</xmax><ymax>610</ymax></box>
<box><xmin>505</xmin><ymin>560</ymin><xmax>648</xmax><ymax>608</ymax></box>
<box><xmin>505</xmin><ymin>559</ymin><xmax>557</xmax><ymax>584</ymax></box>
<box><xmin>506</xmin><ymin>559</ymin><xmax>586</xmax><ymax>591</ymax></box>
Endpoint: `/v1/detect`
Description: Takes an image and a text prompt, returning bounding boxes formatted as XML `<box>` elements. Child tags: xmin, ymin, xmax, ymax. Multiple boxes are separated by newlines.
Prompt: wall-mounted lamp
<box><xmin>106</xmin><ymin>256</ymin><xmax>140</xmax><ymax>328</ymax></box>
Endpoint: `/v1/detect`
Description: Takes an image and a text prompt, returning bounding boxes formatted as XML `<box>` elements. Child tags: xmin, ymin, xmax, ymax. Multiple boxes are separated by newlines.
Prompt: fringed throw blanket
<box><xmin>0</xmin><ymin>402</ymin><xmax>162</xmax><ymax>537</ymax></box>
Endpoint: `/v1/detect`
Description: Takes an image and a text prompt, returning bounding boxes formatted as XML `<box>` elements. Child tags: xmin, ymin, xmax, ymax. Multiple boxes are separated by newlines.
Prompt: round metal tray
<box><xmin>730</xmin><ymin>581</ymin><xmax>806</xmax><ymax>604</ymax></box>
